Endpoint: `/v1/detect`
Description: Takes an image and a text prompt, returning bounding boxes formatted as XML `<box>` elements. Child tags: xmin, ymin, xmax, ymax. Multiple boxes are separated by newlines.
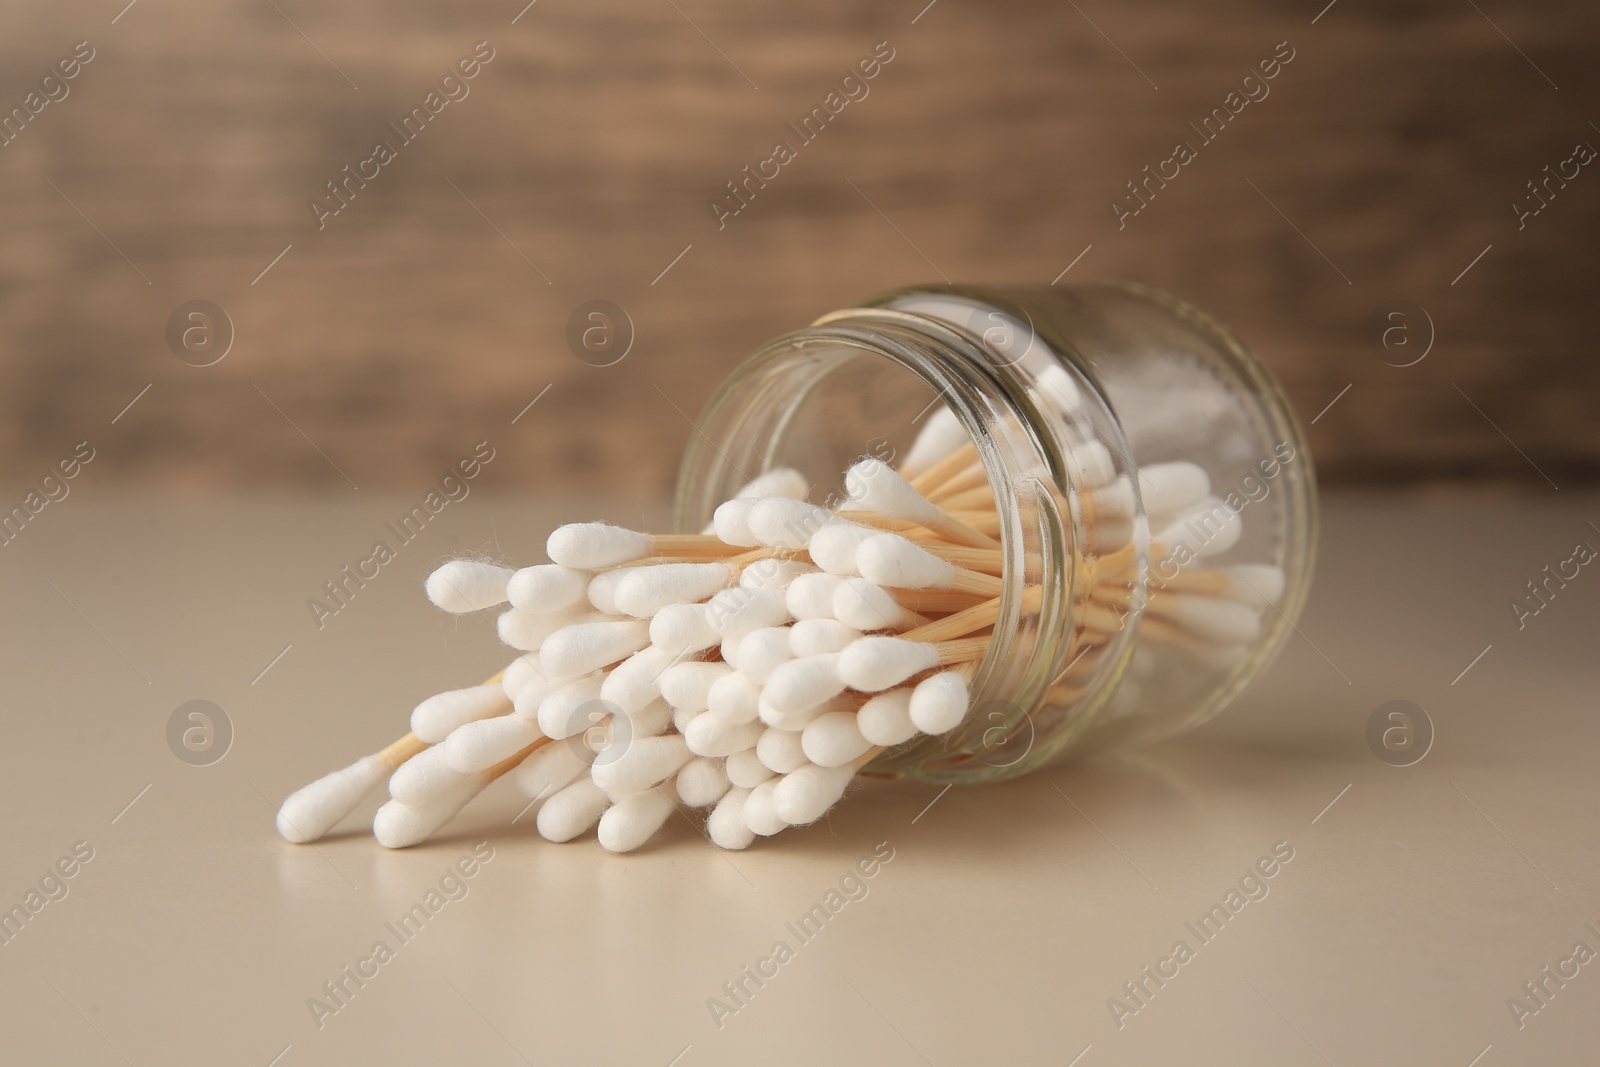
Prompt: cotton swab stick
<box><xmin>537</xmin><ymin>674</ymin><xmax>606</xmax><ymax>739</ymax></box>
<box><xmin>838</xmin><ymin>635</ymin><xmax>988</xmax><ymax>692</ymax></box>
<box><xmin>548</xmin><ymin>523</ymin><xmax>741</xmax><ymax>569</ymax></box>
<box><xmin>756</xmin><ymin>727</ymin><xmax>808</xmax><ymax>773</ymax></box>
<box><xmin>374</xmin><ymin>740</ymin><xmax>541</xmax><ymax>848</ymax></box>
<box><xmin>425</xmin><ymin>560</ymin><xmax>517</xmax><ymax>614</ymax></box>
<box><xmin>802</xmin><ymin>711</ymin><xmax>874</xmax><ymax>767</ymax></box>
<box><xmin>855</xmin><ymin>533</ymin><xmax>1004</xmax><ymax>596</ymax></box>
<box><xmin>856</xmin><ymin>689</ymin><xmax>918</xmax><ymax>746</ymax></box>
<box><xmin>537</xmin><ymin>777</ymin><xmax>612</xmax><ymax>842</ymax></box>
<box><xmin>597</xmin><ymin>784</ymin><xmax>678</xmax><ymax>853</ymax></box>
<box><xmin>833</xmin><ymin>578</ymin><xmax>929</xmax><ymax>632</ymax></box>
<box><xmin>789</xmin><ymin>618</ymin><xmax>860</xmax><ymax>657</ymax></box>
<box><xmin>613</xmin><ymin>561</ymin><xmax>738</xmax><ymax>618</ymax></box>
<box><xmin>650</xmin><ymin>603</ymin><xmax>722</xmax><ymax>657</ymax></box>
<box><xmin>845</xmin><ymin>459</ymin><xmax>1000</xmax><ymax>549</ymax></box>
<box><xmin>725</xmin><ymin>626</ymin><xmax>791</xmax><ymax>682</ymax></box>
<box><xmin>684</xmin><ymin>713</ymin><xmax>765</xmax><ymax>758</ymax></box>
<box><xmin>773</xmin><ymin>763</ymin><xmax>856</xmax><ymax>825</ymax></box>
<box><xmin>659</xmin><ymin>661</ymin><xmax>733</xmax><ymax>713</ymax></box>
<box><xmin>600</xmin><ymin>646</ymin><xmax>679</xmax><ymax>713</ymax></box>
<box><xmin>707</xmin><ymin>786</ymin><xmax>756</xmax><ymax>850</ymax></box>
<box><xmin>733</xmin><ymin>467</ymin><xmax>810</xmax><ymax>501</ymax></box>
<box><xmin>276</xmin><ymin>732</ymin><xmax>428</xmax><ymax>843</ymax></box>
<box><xmin>540</xmin><ymin>619</ymin><xmax>652</xmax><ymax>679</ymax></box>
<box><xmin>908</xmin><ymin>670</ymin><xmax>971</xmax><ymax>734</ymax></box>
<box><xmin>411</xmin><ymin>683</ymin><xmax>512</xmax><ymax>743</ymax></box>
<box><xmin>444</xmin><ymin>715</ymin><xmax>544</xmax><ymax>772</ymax></box>
<box><xmin>591</xmin><ymin>734</ymin><xmax>692</xmax><ymax>799</ymax></box>
<box><xmin>676</xmin><ymin>757</ymin><xmax>731</xmax><ymax>807</ymax></box>
<box><xmin>726</xmin><ymin>748</ymin><xmax>775</xmax><ymax>787</ymax></box>
<box><xmin>746</xmin><ymin>498</ymin><xmax>845</xmax><ymax>549</ymax></box>
<box><xmin>808</xmin><ymin>523</ymin><xmax>879</xmax><ymax>576</ymax></box>
<box><xmin>506</xmin><ymin>564</ymin><xmax>591</xmax><ymax>613</ymax></box>
<box><xmin>741</xmin><ymin>779</ymin><xmax>788</xmax><ymax>836</ymax></box>
<box><xmin>758</xmin><ymin>654</ymin><xmax>850</xmax><ymax>724</ymax></box>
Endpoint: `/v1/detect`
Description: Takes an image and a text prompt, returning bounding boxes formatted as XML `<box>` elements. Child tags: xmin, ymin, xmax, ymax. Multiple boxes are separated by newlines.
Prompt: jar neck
<box><xmin>674</xmin><ymin>305</ymin><xmax>1143</xmax><ymax>780</ymax></box>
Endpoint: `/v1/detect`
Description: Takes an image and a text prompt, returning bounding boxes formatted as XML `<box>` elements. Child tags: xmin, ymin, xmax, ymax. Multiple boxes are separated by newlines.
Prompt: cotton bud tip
<box><xmin>839</xmin><ymin>636</ymin><xmax>941</xmax><ymax>692</ymax></box>
<box><xmin>597</xmin><ymin>787</ymin><xmax>677</xmax><ymax>853</ymax></box>
<box><xmin>506</xmin><ymin>564</ymin><xmax>590</xmax><ymax>613</ymax></box>
<box><xmin>425</xmin><ymin>560</ymin><xmax>516</xmax><ymax>614</ymax></box>
<box><xmin>774</xmin><ymin>764</ymin><xmax>855</xmax><ymax>825</ymax></box>
<box><xmin>276</xmin><ymin>755</ymin><xmax>388</xmax><ymax>843</ymax></box>
<box><xmin>909</xmin><ymin>671</ymin><xmax>970</xmax><ymax>735</ymax></box>
<box><xmin>547</xmin><ymin>523</ymin><xmax>652</xmax><ymax>569</ymax></box>
<box><xmin>708</xmin><ymin>787</ymin><xmax>757</xmax><ymax>850</ymax></box>
<box><xmin>410</xmin><ymin>684</ymin><xmax>513</xmax><ymax>743</ymax></box>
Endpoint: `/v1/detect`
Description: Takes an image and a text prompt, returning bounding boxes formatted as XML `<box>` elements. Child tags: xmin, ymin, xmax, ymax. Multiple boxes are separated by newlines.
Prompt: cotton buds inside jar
<box><xmin>275</xmin><ymin>282</ymin><xmax>1317</xmax><ymax>854</ymax></box>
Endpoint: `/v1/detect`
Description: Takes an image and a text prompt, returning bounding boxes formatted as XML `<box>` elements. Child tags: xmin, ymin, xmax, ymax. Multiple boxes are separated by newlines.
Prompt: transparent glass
<box><xmin>676</xmin><ymin>283</ymin><xmax>1317</xmax><ymax>783</ymax></box>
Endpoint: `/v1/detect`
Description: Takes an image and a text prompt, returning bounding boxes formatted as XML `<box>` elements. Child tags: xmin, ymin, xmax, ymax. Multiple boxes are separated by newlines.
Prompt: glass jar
<box><xmin>675</xmin><ymin>283</ymin><xmax>1317</xmax><ymax>784</ymax></box>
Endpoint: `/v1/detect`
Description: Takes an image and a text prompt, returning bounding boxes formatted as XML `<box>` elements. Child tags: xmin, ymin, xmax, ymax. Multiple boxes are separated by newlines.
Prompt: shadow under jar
<box><xmin>676</xmin><ymin>283</ymin><xmax>1317</xmax><ymax>784</ymax></box>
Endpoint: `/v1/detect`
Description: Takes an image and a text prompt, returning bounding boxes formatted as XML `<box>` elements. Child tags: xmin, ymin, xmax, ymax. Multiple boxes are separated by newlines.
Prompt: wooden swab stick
<box><xmin>909</xmin><ymin>440</ymin><xmax>979</xmax><ymax>495</ymax></box>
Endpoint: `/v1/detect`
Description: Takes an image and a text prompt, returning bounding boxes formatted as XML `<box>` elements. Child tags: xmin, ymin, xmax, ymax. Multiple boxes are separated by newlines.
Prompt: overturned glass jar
<box><xmin>275</xmin><ymin>282</ymin><xmax>1316</xmax><ymax>852</ymax></box>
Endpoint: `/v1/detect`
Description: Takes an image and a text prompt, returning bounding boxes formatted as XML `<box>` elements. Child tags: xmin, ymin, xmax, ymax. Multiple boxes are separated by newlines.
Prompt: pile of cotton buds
<box><xmin>275</xmin><ymin>393</ymin><xmax>1285</xmax><ymax>854</ymax></box>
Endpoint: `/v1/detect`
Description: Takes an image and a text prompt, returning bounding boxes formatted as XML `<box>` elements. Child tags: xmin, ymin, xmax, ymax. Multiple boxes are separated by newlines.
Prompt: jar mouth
<box><xmin>675</xmin><ymin>305</ymin><xmax>1133</xmax><ymax>780</ymax></box>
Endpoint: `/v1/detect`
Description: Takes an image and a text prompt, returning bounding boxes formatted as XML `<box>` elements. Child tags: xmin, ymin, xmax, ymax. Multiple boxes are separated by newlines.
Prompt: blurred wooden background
<box><xmin>1</xmin><ymin>0</ymin><xmax>1596</xmax><ymax>495</ymax></box>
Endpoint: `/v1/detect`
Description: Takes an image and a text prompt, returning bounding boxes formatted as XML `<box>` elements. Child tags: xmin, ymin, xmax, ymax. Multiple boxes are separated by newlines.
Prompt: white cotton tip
<box><xmin>411</xmin><ymin>684</ymin><xmax>513</xmax><ymax>743</ymax></box>
<box><xmin>900</xmin><ymin>405</ymin><xmax>968</xmax><ymax>478</ymax></box>
<box><xmin>1139</xmin><ymin>462</ymin><xmax>1211</xmax><ymax>520</ymax></box>
<box><xmin>540</xmin><ymin>619</ymin><xmax>651</xmax><ymax>680</ymax></box>
<box><xmin>374</xmin><ymin>776</ymin><xmax>484</xmax><ymax>849</ymax></box>
<box><xmin>843</xmin><ymin>458</ymin><xmax>939</xmax><ymax>526</ymax></box>
<box><xmin>857</xmin><ymin>689</ymin><xmax>919</xmax><ymax>745</ymax></box>
<box><xmin>442</xmin><ymin>715</ymin><xmax>542</xmax><ymax>773</ymax></box>
<box><xmin>808</xmin><ymin>523</ymin><xmax>877</xmax><ymax>576</ymax></box>
<box><xmin>759</xmin><ymin>654</ymin><xmax>848</xmax><ymax>724</ymax></box>
<box><xmin>659</xmin><ymin>661</ymin><xmax>732</xmax><ymax>713</ymax></box>
<box><xmin>747</xmin><ymin>498</ymin><xmax>842</xmax><ymax>550</ymax></box>
<box><xmin>705</xmin><ymin>587</ymin><xmax>790</xmax><ymax>640</ymax></box>
<box><xmin>537</xmin><ymin>674</ymin><xmax>607</xmax><ymax>739</ymax></box>
<box><xmin>585</xmin><ymin>570</ymin><xmax>627</xmax><ymax>614</ymax></box>
<box><xmin>388</xmin><ymin>743</ymin><xmax>466</xmax><ymax>805</ymax></box>
<box><xmin>276</xmin><ymin>755</ymin><xmax>389</xmax><ymax>843</ymax></box>
<box><xmin>506</xmin><ymin>564</ymin><xmax>590</xmax><ymax>614</ymax></box>
<box><xmin>707</xmin><ymin>672</ymin><xmax>762</xmax><ymax>724</ymax></box>
<box><xmin>1064</xmin><ymin>440</ymin><xmax>1116</xmax><ymax>490</ymax></box>
<box><xmin>685</xmin><ymin>713</ymin><xmax>766</xmax><ymax>758</ymax></box>
<box><xmin>1157</xmin><ymin>497</ymin><xmax>1243</xmax><ymax>559</ymax></box>
<box><xmin>536</xmin><ymin>777</ymin><xmax>610</xmax><ymax>843</ymax></box>
<box><xmin>735</xmin><ymin>467</ymin><xmax>810</xmax><ymax>500</ymax></box>
<box><xmin>600</xmin><ymin>646</ymin><xmax>678</xmax><ymax>714</ymax></box>
<box><xmin>501</xmin><ymin>653</ymin><xmax>545</xmax><ymax>700</ymax></box>
<box><xmin>1223</xmin><ymin>564</ymin><xmax>1286</xmax><ymax>607</ymax></box>
<box><xmin>425</xmin><ymin>560</ymin><xmax>516</xmax><ymax>614</ymax></box>
<box><xmin>592</xmin><ymin>733</ymin><xmax>692</xmax><ymax>799</ymax></box>
<box><xmin>512</xmin><ymin>741</ymin><xmax>588</xmax><ymax>801</ymax></box>
<box><xmin>774</xmin><ymin>764</ymin><xmax>855</xmax><ymax>825</ymax></box>
<box><xmin>786</xmin><ymin>572</ymin><xmax>844</xmax><ymax>621</ymax></box>
<box><xmin>650</xmin><ymin>603</ymin><xmax>721</xmax><ymax>657</ymax></box>
<box><xmin>676</xmin><ymin>757</ymin><xmax>731</xmax><ymax>807</ymax></box>
<box><xmin>742</xmin><ymin>779</ymin><xmax>789</xmax><ymax>836</ymax></box>
<box><xmin>598</xmin><ymin>785</ymin><xmax>677</xmax><ymax>853</ymax></box>
<box><xmin>726</xmin><ymin>748</ymin><xmax>775</xmax><ymax>787</ymax></box>
<box><xmin>512</xmin><ymin>673</ymin><xmax>556</xmax><ymax>720</ymax></box>
<box><xmin>1157</xmin><ymin>595</ymin><xmax>1263</xmax><ymax>646</ymax></box>
<box><xmin>909</xmin><ymin>671</ymin><xmax>970</xmax><ymax>734</ymax></box>
<box><xmin>856</xmin><ymin>534</ymin><xmax>957</xmax><ymax>590</ymax></box>
<box><xmin>1087</xmin><ymin>476</ymin><xmax>1137</xmax><ymax>520</ymax></box>
<box><xmin>547</xmin><ymin>523</ymin><xmax>652</xmax><ymax>569</ymax></box>
<box><xmin>711</xmin><ymin>498</ymin><xmax>762</xmax><ymax>547</ymax></box>
<box><xmin>672</xmin><ymin>706</ymin><xmax>702</xmax><ymax>736</ymax></box>
<box><xmin>790</xmin><ymin>618</ymin><xmax>861</xmax><ymax>657</ymax></box>
<box><xmin>708</xmin><ymin>786</ymin><xmax>756</xmax><ymax>850</ymax></box>
<box><xmin>739</xmin><ymin>558</ymin><xmax>817</xmax><ymax>591</ymax></box>
<box><xmin>729</xmin><ymin>627</ymin><xmax>792</xmax><ymax>682</ymax></box>
<box><xmin>614</xmin><ymin>562</ymin><xmax>737</xmax><ymax>618</ymax></box>
<box><xmin>840</xmin><ymin>637</ymin><xmax>941</xmax><ymax>692</ymax></box>
<box><xmin>833</xmin><ymin>578</ymin><xmax>924</xmax><ymax>632</ymax></box>
<box><xmin>802</xmin><ymin>712</ymin><xmax>874</xmax><ymax>767</ymax></box>
<box><xmin>626</xmin><ymin>697</ymin><xmax>674</xmax><ymax>740</ymax></box>
<box><xmin>1038</xmin><ymin>364</ymin><xmax>1084</xmax><ymax>414</ymax></box>
<box><xmin>496</xmin><ymin>605</ymin><xmax>587</xmax><ymax>652</ymax></box>
<box><xmin>756</xmin><ymin>728</ymin><xmax>809</xmax><ymax>774</ymax></box>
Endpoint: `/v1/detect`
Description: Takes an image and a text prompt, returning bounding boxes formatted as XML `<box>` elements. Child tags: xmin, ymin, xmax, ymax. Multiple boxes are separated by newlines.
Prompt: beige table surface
<box><xmin>1</xmin><ymin>489</ymin><xmax>1596</xmax><ymax>1066</ymax></box>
